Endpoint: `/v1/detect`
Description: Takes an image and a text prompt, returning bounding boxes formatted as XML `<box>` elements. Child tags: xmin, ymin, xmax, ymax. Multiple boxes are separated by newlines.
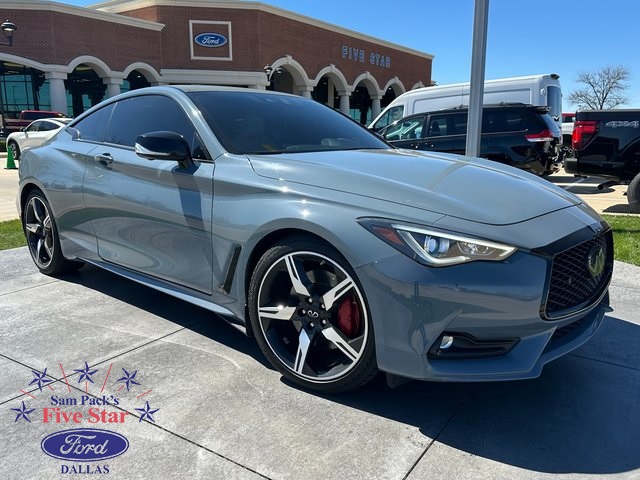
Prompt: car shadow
<box><xmin>292</xmin><ymin>315</ymin><xmax>640</xmax><ymax>476</ymax></box>
<box><xmin>60</xmin><ymin>266</ymin><xmax>640</xmax><ymax>476</ymax></box>
<box><xmin>603</xmin><ymin>203</ymin><xmax>638</xmax><ymax>214</ymax></box>
<box><xmin>59</xmin><ymin>264</ymin><xmax>272</xmax><ymax>370</ymax></box>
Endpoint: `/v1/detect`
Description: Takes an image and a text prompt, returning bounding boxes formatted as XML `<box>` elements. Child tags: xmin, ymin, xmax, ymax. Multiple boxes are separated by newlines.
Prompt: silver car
<box><xmin>17</xmin><ymin>86</ymin><xmax>613</xmax><ymax>393</ymax></box>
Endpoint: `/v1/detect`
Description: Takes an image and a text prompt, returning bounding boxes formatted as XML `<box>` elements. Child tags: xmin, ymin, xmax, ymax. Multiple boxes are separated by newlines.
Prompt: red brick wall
<box><xmin>1</xmin><ymin>5</ymin><xmax>430</xmax><ymax>89</ymax></box>
<box><xmin>0</xmin><ymin>8</ymin><xmax>162</xmax><ymax>72</ymax></box>
<box><xmin>120</xmin><ymin>5</ymin><xmax>431</xmax><ymax>88</ymax></box>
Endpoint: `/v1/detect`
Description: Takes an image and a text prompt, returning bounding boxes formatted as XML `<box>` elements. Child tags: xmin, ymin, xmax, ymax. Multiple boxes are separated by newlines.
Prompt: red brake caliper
<box><xmin>336</xmin><ymin>295</ymin><xmax>362</xmax><ymax>338</ymax></box>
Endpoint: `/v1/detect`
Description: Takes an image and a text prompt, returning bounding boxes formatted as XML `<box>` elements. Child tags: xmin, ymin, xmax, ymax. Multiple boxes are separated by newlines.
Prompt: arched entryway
<box><xmin>122</xmin><ymin>70</ymin><xmax>151</xmax><ymax>92</ymax></box>
<box><xmin>267</xmin><ymin>67</ymin><xmax>295</xmax><ymax>94</ymax></box>
<box><xmin>311</xmin><ymin>75</ymin><xmax>340</xmax><ymax>108</ymax></box>
<box><xmin>381</xmin><ymin>87</ymin><xmax>396</xmax><ymax>109</ymax></box>
<box><xmin>65</xmin><ymin>64</ymin><xmax>107</xmax><ymax>117</ymax></box>
<box><xmin>349</xmin><ymin>85</ymin><xmax>371</xmax><ymax>124</ymax></box>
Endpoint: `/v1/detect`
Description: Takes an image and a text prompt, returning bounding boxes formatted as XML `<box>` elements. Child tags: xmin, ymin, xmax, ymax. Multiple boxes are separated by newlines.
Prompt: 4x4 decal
<box><xmin>605</xmin><ymin>120</ymin><xmax>640</xmax><ymax>128</ymax></box>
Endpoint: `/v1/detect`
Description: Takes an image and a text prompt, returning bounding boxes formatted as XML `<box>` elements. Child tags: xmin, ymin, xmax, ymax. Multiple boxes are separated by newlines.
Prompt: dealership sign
<box><xmin>194</xmin><ymin>32</ymin><xmax>228</xmax><ymax>48</ymax></box>
<box><xmin>41</xmin><ymin>428</ymin><xmax>129</xmax><ymax>462</ymax></box>
<box><xmin>341</xmin><ymin>45</ymin><xmax>391</xmax><ymax>69</ymax></box>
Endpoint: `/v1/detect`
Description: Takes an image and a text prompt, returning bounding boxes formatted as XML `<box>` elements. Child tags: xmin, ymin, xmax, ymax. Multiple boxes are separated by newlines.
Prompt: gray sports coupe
<box><xmin>17</xmin><ymin>86</ymin><xmax>613</xmax><ymax>392</ymax></box>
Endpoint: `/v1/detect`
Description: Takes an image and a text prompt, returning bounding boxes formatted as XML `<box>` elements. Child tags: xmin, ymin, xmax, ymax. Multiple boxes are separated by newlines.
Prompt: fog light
<box><xmin>440</xmin><ymin>335</ymin><xmax>454</xmax><ymax>350</ymax></box>
<box><xmin>428</xmin><ymin>333</ymin><xmax>519</xmax><ymax>359</ymax></box>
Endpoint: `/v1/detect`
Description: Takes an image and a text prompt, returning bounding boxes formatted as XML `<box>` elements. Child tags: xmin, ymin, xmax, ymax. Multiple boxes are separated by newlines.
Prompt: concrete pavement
<box><xmin>1</xmin><ymin>247</ymin><xmax>639</xmax><ymax>479</ymax></box>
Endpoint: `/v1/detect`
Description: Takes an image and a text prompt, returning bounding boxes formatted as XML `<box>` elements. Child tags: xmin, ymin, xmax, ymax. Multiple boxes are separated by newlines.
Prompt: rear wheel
<box><xmin>248</xmin><ymin>238</ymin><xmax>377</xmax><ymax>393</ymax></box>
<box><xmin>23</xmin><ymin>191</ymin><xmax>83</xmax><ymax>275</ymax></box>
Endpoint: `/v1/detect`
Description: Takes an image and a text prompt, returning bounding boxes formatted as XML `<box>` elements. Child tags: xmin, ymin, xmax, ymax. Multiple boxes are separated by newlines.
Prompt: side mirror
<box><xmin>67</xmin><ymin>127</ymin><xmax>80</xmax><ymax>140</ymax></box>
<box><xmin>135</xmin><ymin>131</ymin><xmax>192</xmax><ymax>167</ymax></box>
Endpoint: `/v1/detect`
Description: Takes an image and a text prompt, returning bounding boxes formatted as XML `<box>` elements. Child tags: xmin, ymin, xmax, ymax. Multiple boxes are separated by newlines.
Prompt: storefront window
<box><xmin>0</xmin><ymin>62</ymin><xmax>51</xmax><ymax>130</ymax></box>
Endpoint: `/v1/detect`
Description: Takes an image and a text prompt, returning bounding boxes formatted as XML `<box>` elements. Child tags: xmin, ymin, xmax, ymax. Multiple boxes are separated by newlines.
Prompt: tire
<box><xmin>628</xmin><ymin>173</ymin><xmax>640</xmax><ymax>213</ymax></box>
<box><xmin>8</xmin><ymin>141</ymin><xmax>20</xmax><ymax>161</ymax></box>
<box><xmin>23</xmin><ymin>191</ymin><xmax>83</xmax><ymax>275</ymax></box>
<box><xmin>248</xmin><ymin>237</ymin><xmax>378</xmax><ymax>393</ymax></box>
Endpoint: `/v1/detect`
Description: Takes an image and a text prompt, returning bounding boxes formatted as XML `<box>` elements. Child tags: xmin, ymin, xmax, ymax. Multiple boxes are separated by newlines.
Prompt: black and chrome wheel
<box><xmin>8</xmin><ymin>141</ymin><xmax>20</xmax><ymax>161</ymax></box>
<box><xmin>23</xmin><ymin>191</ymin><xmax>82</xmax><ymax>275</ymax></box>
<box><xmin>248</xmin><ymin>238</ymin><xmax>377</xmax><ymax>393</ymax></box>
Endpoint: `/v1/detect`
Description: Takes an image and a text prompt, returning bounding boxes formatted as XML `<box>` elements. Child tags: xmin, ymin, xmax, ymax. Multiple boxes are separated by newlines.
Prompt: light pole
<box><xmin>263</xmin><ymin>64</ymin><xmax>283</xmax><ymax>89</ymax></box>
<box><xmin>0</xmin><ymin>21</ymin><xmax>16</xmax><ymax>46</ymax></box>
<box><xmin>0</xmin><ymin>20</ymin><xmax>17</xmax><ymax>138</ymax></box>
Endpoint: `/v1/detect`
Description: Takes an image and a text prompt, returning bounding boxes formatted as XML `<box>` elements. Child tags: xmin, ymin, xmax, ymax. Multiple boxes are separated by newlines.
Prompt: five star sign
<box><xmin>11</xmin><ymin>362</ymin><xmax>161</xmax><ymax>427</ymax></box>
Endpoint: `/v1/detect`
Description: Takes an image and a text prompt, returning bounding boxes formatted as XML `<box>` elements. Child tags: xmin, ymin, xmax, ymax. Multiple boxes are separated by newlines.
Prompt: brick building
<box><xmin>0</xmin><ymin>0</ymin><xmax>433</xmax><ymax>125</ymax></box>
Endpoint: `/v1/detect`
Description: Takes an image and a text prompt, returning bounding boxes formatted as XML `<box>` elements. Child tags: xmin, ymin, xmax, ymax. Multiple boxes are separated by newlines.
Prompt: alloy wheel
<box><xmin>256</xmin><ymin>250</ymin><xmax>369</xmax><ymax>383</ymax></box>
<box><xmin>24</xmin><ymin>195</ymin><xmax>55</xmax><ymax>270</ymax></box>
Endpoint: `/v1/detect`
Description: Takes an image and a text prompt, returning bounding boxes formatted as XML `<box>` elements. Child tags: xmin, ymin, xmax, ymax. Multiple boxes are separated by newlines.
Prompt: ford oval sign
<box><xmin>41</xmin><ymin>428</ymin><xmax>129</xmax><ymax>462</ymax></box>
<box><xmin>194</xmin><ymin>33</ymin><xmax>228</xmax><ymax>48</ymax></box>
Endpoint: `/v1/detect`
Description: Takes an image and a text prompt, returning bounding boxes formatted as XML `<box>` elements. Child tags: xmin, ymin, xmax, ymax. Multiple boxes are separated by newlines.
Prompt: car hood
<box><xmin>247</xmin><ymin>148</ymin><xmax>581</xmax><ymax>225</ymax></box>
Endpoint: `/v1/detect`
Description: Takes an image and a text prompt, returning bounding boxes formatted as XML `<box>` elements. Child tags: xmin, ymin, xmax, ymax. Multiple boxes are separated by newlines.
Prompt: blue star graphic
<box><xmin>11</xmin><ymin>401</ymin><xmax>35</xmax><ymax>423</ymax></box>
<box><xmin>117</xmin><ymin>368</ymin><xmax>141</xmax><ymax>392</ymax></box>
<box><xmin>28</xmin><ymin>368</ymin><xmax>53</xmax><ymax>392</ymax></box>
<box><xmin>135</xmin><ymin>401</ymin><xmax>159</xmax><ymax>423</ymax></box>
<box><xmin>74</xmin><ymin>362</ymin><xmax>98</xmax><ymax>384</ymax></box>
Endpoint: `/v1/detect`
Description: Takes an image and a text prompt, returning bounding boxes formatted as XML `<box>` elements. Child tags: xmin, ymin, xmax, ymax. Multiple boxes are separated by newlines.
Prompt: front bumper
<box><xmin>355</xmin><ymin>235</ymin><xmax>611</xmax><ymax>383</ymax></box>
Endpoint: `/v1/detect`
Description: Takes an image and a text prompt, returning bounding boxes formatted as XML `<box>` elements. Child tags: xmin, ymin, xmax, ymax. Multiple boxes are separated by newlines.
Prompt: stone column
<box><xmin>104</xmin><ymin>78</ymin><xmax>123</xmax><ymax>98</ymax></box>
<box><xmin>371</xmin><ymin>95</ymin><xmax>382</xmax><ymax>120</ymax></box>
<box><xmin>327</xmin><ymin>78</ymin><xmax>334</xmax><ymax>108</ymax></box>
<box><xmin>298</xmin><ymin>86</ymin><xmax>312</xmax><ymax>99</ymax></box>
<box><xmin>45</xmin><ymin>71</ymin><xmax>68</xmax><ymax>115</ymax></box>
<box><xmin>338</xmin><ymin>91</ymin><xmax>351</xmax><ymax>115</ymax></box>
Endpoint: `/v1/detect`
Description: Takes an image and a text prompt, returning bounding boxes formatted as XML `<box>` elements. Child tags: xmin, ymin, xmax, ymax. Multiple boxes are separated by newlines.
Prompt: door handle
<box><xmin>94</xmin><ymin>153</ymin><xmax>113</xmax><ymax>166</ymax></box>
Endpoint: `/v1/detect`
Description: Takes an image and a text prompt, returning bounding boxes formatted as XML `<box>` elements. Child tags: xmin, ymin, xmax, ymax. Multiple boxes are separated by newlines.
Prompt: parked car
<box><xmin>380</xmin><ymin>103</ymin><xmax>562</xmax><ymax>175</ymax></box>
<box><xmin>4</xmin><ymin>110</ymin><xmax>66</xmax><ymax>134</ymax></box>
<box><xmin>6</xmin><ymin>118</ymin><xmax>73</xmax><ymax>160</ymax></box>
<box><xmin>18</xmin><ymin>86</ymin><xmax>612</xmax><ymax>393</ymax></box>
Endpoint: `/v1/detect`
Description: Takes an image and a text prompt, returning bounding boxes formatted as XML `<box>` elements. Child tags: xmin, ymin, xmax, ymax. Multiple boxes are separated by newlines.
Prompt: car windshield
<box><xmin>188</xmin><ymin>90</ymin><xmax>388</xmax><ymax>154</ymax></box>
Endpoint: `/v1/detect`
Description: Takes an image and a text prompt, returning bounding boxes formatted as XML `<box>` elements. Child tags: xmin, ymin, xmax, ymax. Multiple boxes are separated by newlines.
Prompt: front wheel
<box><xmin>628</xmin><ymin>173</ymin><xmax>640</xmax><ymax>213</ymax></box>
<box><xmin>23</xmin><ymin>191</ymin><xmax>83</xmax><ymax>275</ymax></box>
<box><xmin>248</xmin><ymin>238</ymin><xmax>377</xmax><ymax>393</ymax></box>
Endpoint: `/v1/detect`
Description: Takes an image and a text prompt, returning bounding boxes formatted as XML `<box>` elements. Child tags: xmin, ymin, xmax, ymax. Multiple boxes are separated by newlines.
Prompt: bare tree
<box><xmin>568</xmin><ymin>65</ymin><xmax>630</xmax><ymax>110</ymax></box>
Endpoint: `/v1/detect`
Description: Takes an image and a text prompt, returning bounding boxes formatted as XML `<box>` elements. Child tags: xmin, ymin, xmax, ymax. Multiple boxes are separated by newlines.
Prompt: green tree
<box><xmin>568</xmin><ymin>65</ymin><xmax>630</xmax><ymax>109</ymax></box>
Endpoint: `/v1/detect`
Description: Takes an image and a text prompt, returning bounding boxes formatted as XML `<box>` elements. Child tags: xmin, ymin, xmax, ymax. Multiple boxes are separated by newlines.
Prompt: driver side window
<box><xmin>106</xmin><ymin>95</ymin><xmax>208</xmax><ymax>159</ymax></box>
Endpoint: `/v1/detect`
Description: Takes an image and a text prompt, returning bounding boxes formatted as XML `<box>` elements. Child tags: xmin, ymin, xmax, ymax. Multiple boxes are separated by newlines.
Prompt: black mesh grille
<box><xmin>544</xmin><ymin>230</ymin><xmax>613</xmax><ymax>318</ymax></box>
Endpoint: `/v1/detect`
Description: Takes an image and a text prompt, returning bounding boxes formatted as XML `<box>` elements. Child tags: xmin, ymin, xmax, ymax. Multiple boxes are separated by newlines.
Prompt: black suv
<box><xmin>379</xmin><ymin>103</ymin><xmax>562</xmax><ymax>175</ymax></box>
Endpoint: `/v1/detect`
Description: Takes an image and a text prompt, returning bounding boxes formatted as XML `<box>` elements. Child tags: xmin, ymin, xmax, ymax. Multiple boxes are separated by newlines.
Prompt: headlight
<box><xmin>358</xmin><ymin>218</ymin><xmax>516</xmax><ymax>267</ymax></box>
